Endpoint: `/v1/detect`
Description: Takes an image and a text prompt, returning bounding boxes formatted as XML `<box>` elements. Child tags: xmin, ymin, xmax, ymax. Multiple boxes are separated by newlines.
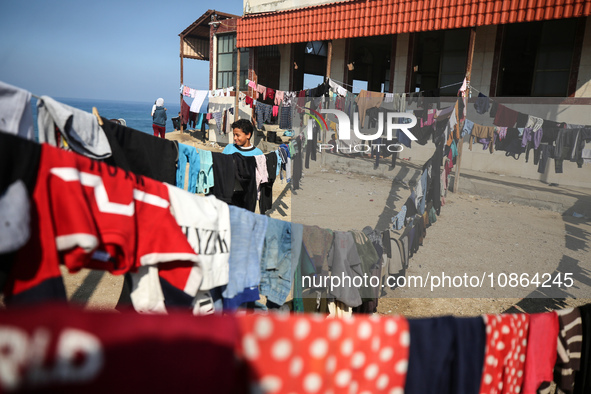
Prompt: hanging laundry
<box><xmin>0</xmin><ymin>180</ymin><xmax>30</xmax><ymax>254</ymax></box>
<box><xmin>37</xmin><ymin>96</ymin><xmax>112</xmax><ymax>159</ymax></box>
<box><xmin>196</xmin><ymin>149</ymin><xmax>214</xmax><ymax>194</ymax></box>
<box><xmin>474</xmin><ymin>92</ymin><xmax>490</xmax><ymax>115</ymax></box>
<box><xmin>255</xmin><ymin>102</ymin><xmax>273</xmax><ymax>129</ymax></box>
<box><xmin>355</xmin><ymin>89</ymin><xmax>384</xmax><ymax>127</ymax></box>
<box><xmin>479</xmin><ymin>314</ymin><xmax>529</xmax><ymax>394</ymax></box>
<box><xmin>406</xmin><ymin>316</ymin><xmax>486</xmax><ymax>394</ymax></box>
<box><xmin>469</xmin><ymin>124</ymin><xmax>496</xmax><ymax>153</ymax></box>
<box><xmin>493</xmin><ymin>104</ymin><xmax>519</xmax><ymax>128</ymax></box>
<box><xmin>256</xmin><ymin>83</ymin><xmax>267</xmax><ymax>100</ymax></box>
<box><xmin>274</xmin><ymin>90</ymin><xmax>284</xmax><ymax>106</ymax></box>
<box><xmin>3</xmin><ymin>143</ymin><xmax>200</xmax><ymax>305</ymax></box>
<box><xmin>237</xmin><ymin>313</ymin><xmax>410</xmax><ymax>394</ymax></box>
<box><xmin>254</xmin><ymin>154</ymin><xmax>268</xmax><ymax>200</ymax></box>
<box><xmin>189</xmin><ymin>90</ymin><xmax>209</xmax><ymax>113</ymax></box>
<box><xmin>176</xmin><ymin>143</ymin><xmax>200</xmax><ymax>192</ymax></box>
<box><xmin>101</xmin><ymin>119</ymin><xmax>178</xmax><ymax>185</ymax></box>
<box><xmin>259</xmin><ymin>152</ymin><xmax>278</xmax><ymax>214</ymax></box>
<box><xmin>521</xmin><ymin>312</ymin><xmax>558</xmax><ymax>394</ymax></box>
<box><xmin>259</xmin><ymin>217</ymin><xmax>292</xmax><ymax>306</ymax></box>
<box><xmin>0</xmin><ymin>80</ymin><xmax>34</xmax><ymax>140</ymax></box>
<box><xmin>222</xmin><ymin>205</ymin><xmax>268</xmax><ymax>309</ymax></box>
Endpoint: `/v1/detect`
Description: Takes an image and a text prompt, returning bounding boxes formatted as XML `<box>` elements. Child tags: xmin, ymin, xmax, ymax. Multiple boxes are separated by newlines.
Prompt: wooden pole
<box><xmin>235</xmin><ymin>46</ymin><xmax>241</xmax><ymax>123</ymax></box>
<box><xmin>322</xmin><ymin>40</ymin><xmax>333</xmax><ymax>166</ymax></box>
<box><xmin>180</xmin><ymin>34</ymin><xmax>185</xmax><ymax>133</ymax></box>
<box><xmin>453</xmin><ymin>26</ymin><xmax>476</xmax><ymax>193</ymax></box>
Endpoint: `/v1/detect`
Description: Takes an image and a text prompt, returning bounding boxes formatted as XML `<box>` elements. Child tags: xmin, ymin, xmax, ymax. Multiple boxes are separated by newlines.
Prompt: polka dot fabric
<box><xmin>479</xmin><ymin>314</ymin><xmax>530</xmax><ymax>394</ymax></box>
<box><xmin>237</xmin><ymin>313</ymin><xmax>410</xmax><ymax>394</ymax></box>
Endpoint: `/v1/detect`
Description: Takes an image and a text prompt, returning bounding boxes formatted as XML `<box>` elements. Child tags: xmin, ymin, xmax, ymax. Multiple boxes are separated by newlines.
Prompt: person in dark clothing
<box><xmin>152</xmin><ymin>98</ymin><xmax>167</xmax><ymax>138</ymax></box>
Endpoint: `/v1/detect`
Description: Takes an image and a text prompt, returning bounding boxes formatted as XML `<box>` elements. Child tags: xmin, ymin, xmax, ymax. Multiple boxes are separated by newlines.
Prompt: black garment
<box><xmin>489</xmin><ymin>101</ymin><xmax>499</xmax><ymax>118</ymax></box>
<box><xmin>542</xmin><ymin>119</ymin><xmax>566</xmax><ymax>129</ymax></box>
<box><xmin>412</xmin><ymin>124</ymin><xmax>435</xmax><ymax>146</ymax></box>
<box><xmin>232</xmin><ymin>154</ymin><xmax>257</xmax><ymax>212</ymax></box>
<box><xmin>555</xmin><ymin>129</ymin><xmax>578</xmax><ymax>173</ymax></box>
<box><xmin>431</xmin><ymin>140</ymin><xmax>443</xmax><ymax>215</ymax></box>
<box><xmin>259</xmin><ymin>152</ymin><xmax>278</xmax><ymax>214</ymax></box>
<box><xmin>209</xmin><ymin>152</ymin><xmax>236</xmax><ymax>205</ymax></box>
<box><xmin>537</xmin><ymin>144</ymin><xmax>555</xmax><ymax>174</ymax></box>
<box><xmin>100</xmin><ymin>118</ymin><xmax>177</xmax><ymax>184</ymax></box>
<box><xmin>406</xmin><ymin>316</ymin><xmax>486</xmax><ymax>394</ymax></box>
<box><xmin>292</xmin><ymin>138</ymin><xmax>303</xmax><ymax>190</ymax></box>
<box><xmin>515</xmin><ymin>112</ymin><xmax>529</xmax><ymax>128</ymax></box>
<box><xmin>0</xmin><ymin>131</ymin><xmax>42</xmax><ymax>291</ymax></box>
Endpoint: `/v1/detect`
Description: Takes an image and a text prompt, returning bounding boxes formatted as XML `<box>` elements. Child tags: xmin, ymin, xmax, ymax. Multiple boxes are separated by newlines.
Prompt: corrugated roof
<box><xmin>237</xmin><ymin>0</ymin><xmax>591</xmax><ymax>47</ymax></box>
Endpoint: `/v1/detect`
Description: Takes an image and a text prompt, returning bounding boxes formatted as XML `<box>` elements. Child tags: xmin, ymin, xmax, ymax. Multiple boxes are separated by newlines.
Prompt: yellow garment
<box><xmin>469</xmin><ymin>124</ymin><xmax>496</xmax><ymax>153</ymax></box>
<box><xmin>355</xmin><ymin>89</ymin><xmax>384</xmax><ymax>126</ymax></box>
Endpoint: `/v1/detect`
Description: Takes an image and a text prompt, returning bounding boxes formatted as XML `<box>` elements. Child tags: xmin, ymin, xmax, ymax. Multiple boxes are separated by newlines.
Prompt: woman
<box><xmin>152</xmin><ymin>98</ymin><xmax>167</xmax><ymax>138</ymax></box>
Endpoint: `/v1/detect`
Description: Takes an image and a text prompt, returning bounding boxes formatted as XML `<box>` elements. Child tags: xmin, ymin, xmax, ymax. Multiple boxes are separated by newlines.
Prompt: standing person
<box><xmin>222</xmin><ymin>118</ymin><xmax>263</xmax><ymax>156</ymax></box>
<box><xmin>152</xmin><ymin>98</ymin><xmax>167</xmax><ymax>138</ymax></box>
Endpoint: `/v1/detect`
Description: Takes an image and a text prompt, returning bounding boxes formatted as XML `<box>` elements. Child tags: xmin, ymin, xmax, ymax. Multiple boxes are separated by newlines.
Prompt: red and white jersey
<box><xmin>6</xmin><ymin>144</ymin><xmax>200</xmax><ymax>302</ymax></box>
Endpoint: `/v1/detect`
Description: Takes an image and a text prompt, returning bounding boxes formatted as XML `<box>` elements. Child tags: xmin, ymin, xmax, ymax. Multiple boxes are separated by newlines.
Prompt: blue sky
<box><xmin>0</xmin><ymin>1</ymin><xmax>243</xmax><ymax>105</ymax></box>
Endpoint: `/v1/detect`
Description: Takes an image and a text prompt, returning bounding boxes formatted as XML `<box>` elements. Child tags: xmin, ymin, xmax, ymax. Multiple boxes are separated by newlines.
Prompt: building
<box><xmin>180</xmin><ymin>1</ymin><xmax>591</xmax><ymax>187</ymax></box>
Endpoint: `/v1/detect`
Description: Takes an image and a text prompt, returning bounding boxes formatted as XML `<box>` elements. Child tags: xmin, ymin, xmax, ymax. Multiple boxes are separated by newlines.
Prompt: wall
<box><xmin>469</xmin><ymin>25</ymin><xmax>496</xmax><ymax>96</ymax></box>
<box><xmin>576</xmin><ymin>17</ymin><xmax>591</xmax><ymax>97</ymax></box>
<box><xmin>329</xmin><ymin>39</ymin><xmax>346</xmax><ymax>83</ymax></box>
<box><xmin>244</xmin><ymin>0</ymin><xmax>346</xmax><ymax>14</ymax></box>
<box><xmin>392</xmin><ymin>33</ymin><xmax>409</xmax><ymax>93</ymax></box>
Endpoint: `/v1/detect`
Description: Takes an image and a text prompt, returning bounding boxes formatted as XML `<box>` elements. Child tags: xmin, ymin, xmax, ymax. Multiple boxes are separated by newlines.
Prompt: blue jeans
<box><xmin>260</xmin><ymin>218</ymin><xmax>292</xmax><ymax>305</ymax></box>
<box><xmin>222</xmin><ymin>206</ymin><xmax>268</xmax><ymax>299</ymax></box>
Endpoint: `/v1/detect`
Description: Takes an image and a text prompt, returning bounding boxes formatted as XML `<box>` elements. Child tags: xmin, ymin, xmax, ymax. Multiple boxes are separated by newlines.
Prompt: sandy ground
<box><xmin>57</xmin><ymin>130</ymin><xmax>591</xmax><ymax>317</ymax></box>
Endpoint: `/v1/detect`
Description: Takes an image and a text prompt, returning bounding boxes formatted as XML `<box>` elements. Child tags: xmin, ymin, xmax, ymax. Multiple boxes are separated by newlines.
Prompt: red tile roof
<box><xmin>237</xmin><ymin>0</ymin><xmax>591</xmax><ymax>47</ymax></box>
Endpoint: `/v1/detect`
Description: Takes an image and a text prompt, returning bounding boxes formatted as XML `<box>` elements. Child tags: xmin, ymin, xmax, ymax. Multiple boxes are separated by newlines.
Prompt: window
<box><xmin>496</xmin><ymin>19</ymin><xmax>577</xmax><ymax>97</ymax></box>
<box><xmin>216</xmin><ymin>34</ymin><xmax>249</xmax><ymax>90</ymax></box>
<box><xmin>411</xmin><ymin>29</ymin><xmax>470</xmax><ymax>96</ymax></box>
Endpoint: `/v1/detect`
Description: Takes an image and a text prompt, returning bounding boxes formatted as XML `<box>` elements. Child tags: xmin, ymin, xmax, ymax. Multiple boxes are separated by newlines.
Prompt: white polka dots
<box><xmin>479</xmin><ymin>314</ymin><xmax>530</xmax><ymax>394</ymax></box>
<box><xmin>379</xmin><ymin>347</ymin><xmax>394</xmax><ymax>362</ymax></box>
<box><xmin>238</xmin><ymin>314</ymin><xmax>410</xmax><ymax>394</ymax></box>
<box><xmin>400</xmin><ymin>331</ymin><xmax>410</xmax><ymax>347</ymax></box>
<box><xmin>289</xmin><ymin>357</ymin><xmax>303</xmax><ymax>377</ymax></box>
<box><xmin>325</xmin><ymin>356</ymin><xmax>337</xmax><ymax>373</ymax></box>
<box><xmin>261</xmin><ymin>375</ymin><xmax>282</xmax><ymax>392</ymax></box>
<box><xmin>385</xmin><ymin>319</ymin><xmax>398</xmax><ymax>335</ymax></box>
<box><xmin>351</xmin><ymin>352</ymin><xmax>366</xmax><ymax>369</ymax></box>
<box><xmin>371</xmin><ymin>337</ymin><xmax>381</xmax><ymax>352</ymax></box>
<box><xmin>341</xmin><ymin>339</ymin><xmax>354</xmax><ymax>356</ymax></box>
<box><xmin>395</xmin><ymin>359</ymin><xmax>408</xmax><ymax>374</ymax></box>
<box><xmin>303</xmin><ymin>373</ymin><xmax>322</xmax><ymax>393</ymax></box>
<box><xmin>243</xmin><ymin>334</ymin><xmax>259</xmax><ymax>360</ymax></box>
<box><xmin>358</xmin><ymin>321</ymin><xmax>372</xmax><ymax>340</ymax></box>
<box><xmin>272</xmin><ymin>339</ymin><xmax>292</xmax><ymax>361</ymax></box>
<box><xmin>294</xmin><ymin>319</ymin><xmax>311</xmax><ymax>340</ymax></box>
<box><xmin>255</xmin><ymin>316</ymin><xmax>273</xmax><ymax>339</ymax></box>
<box><xmin>335</xmin><ymin>370</ymin><xmax>352</xmax><ymax>387</ymax></box>
<box><xmin>327</xmin><ymin>321</ymin><xmax>342</xmax><ymax>340</ymax></box>
<box><xmin>309</xmin><ymin>338</ymin><xmax>328</xmax><ymax>359</ymax></box>
<box><xmin>389</xmin><ymin>388</ymin><xmax>404</xmax><ymax>394</ymax></box>
<box><xmin>364</xmin><ymin>364</ymin><xmax>379</xmax><ymax>380</ymax></box>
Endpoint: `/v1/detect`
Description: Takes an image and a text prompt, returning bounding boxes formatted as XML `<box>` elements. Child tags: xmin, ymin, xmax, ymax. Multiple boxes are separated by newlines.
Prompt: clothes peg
<box><xmin>92</xmin><ymin>107</ymin><xmax>104</xmax><ymax>126</ymax></box>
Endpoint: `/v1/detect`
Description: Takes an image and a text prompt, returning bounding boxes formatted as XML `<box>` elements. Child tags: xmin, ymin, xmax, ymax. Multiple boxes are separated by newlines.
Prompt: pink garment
<box><xmin>522</xmin><ymin>312</ymin><xmax>558</xmax><ymax>394</ymax></box>
<box><xmin>254</xmin><ymin>154</ymin><xmax>268</xmax><ymax>200</ymax></box>
<box><xmin>248</xmin><ymin>81</ymin><xmax>257</xmax><ymax>90</ymax></box>
<box><xmin>256</xmin><ymin>84</ymin><xmax>267</xmax><ymax>100</ymax></box>
<box><xmin>272</xmin><ymin>105</ymin><xmax>279</xmax><ymax>117</ymax></box>
<box><xmin>274</xmin><ymin>90</ymin><xmax>284</xmax><ymax>106</ymax></box>
<box><xmin>479</xmin><ymin>314</ymin><xmax>530</xmax><ymax>394</ymax></box>
<box><xmin>420</xmin><ymin>109</ymin><xmax>436</xmax><ymax>127</ymax></box>
<box><xmin>206</xmin><ymin>113</ymin><xmax>212</xmax><ymax>120</ymax></box>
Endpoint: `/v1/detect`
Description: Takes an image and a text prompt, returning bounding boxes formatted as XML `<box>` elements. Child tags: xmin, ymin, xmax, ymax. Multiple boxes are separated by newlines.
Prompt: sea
<box><xmin>32</xmin><ymin>97</ymin><xmax>182</xmax><ymax>135</ymax></box>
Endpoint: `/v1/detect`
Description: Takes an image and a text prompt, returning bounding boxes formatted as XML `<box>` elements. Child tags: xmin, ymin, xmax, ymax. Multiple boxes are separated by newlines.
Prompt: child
<box><xmin>222</xmin><ymin>119</ymin><xmax>263</xmax><ymax>157</ymax></box>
